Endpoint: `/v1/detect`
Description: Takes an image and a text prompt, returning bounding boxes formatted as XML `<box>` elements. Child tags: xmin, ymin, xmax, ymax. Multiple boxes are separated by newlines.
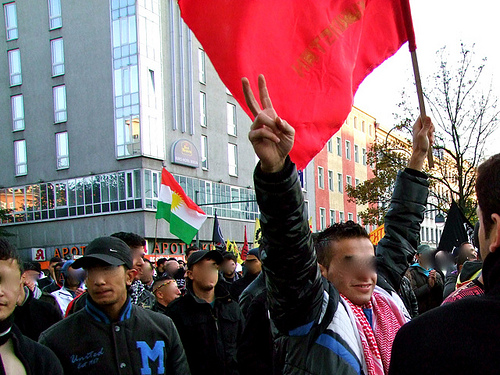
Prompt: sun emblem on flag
<box><xmin>171</xmin><ymin>192</ymin><xmax>183</xmax><ymax>211</ymax></box>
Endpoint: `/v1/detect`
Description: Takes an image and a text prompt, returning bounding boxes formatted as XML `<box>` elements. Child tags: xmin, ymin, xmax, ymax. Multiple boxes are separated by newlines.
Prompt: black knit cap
<box><xmin>72</xmin><ymin>236</ymin><xmax>133</xmax><ymax>269</ymax></box>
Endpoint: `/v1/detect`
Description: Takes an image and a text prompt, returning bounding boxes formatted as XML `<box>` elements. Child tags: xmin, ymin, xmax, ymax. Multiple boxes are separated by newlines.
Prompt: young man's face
<box><xmin>321</xmin><ymin>237</ymin><xmax>377</xmax><ymax>306</ymax></box>
<box><xmin>187</xmin><ymin>259</ymin><xmax>219</xmax><ymax>292</ymax></box>
<box><xmin>130</xmin><ymin>246</ymin><xmax>145</xmax><ymax>281</ymax></box>
<box><xmin>0</xmin><ymin>260</ymin><xmax>23</xmax><ymax>321</ymax></box>
<box><xmin>156</xmin><ymin>280</ymin><xmax>181</xmax><ymax>306</ymax></box>
<box><xmin>221</xmin><ymin>259</ymin><xmax>236</xmax><ymax>275</ymax></box>
<box><xmin>244</xmin><ymin>255</ymin><xmax>262</xmax><ymax>276</ymax></box>
<box><xmin>85</xmin><ymin>264</ymin><xmax>134</xmax><ymax>308</ymax></box>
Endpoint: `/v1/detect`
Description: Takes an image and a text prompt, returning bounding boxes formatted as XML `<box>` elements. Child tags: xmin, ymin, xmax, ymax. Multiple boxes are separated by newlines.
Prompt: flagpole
<box><xmin>410</xmin><ymin>49</ymin><xmax>434</xmax><ymax>168</ymax></box>
<box><xmin>154</xmin><ymin>218</ymin><xmax>159</xmax><ymax>258</ymax></box>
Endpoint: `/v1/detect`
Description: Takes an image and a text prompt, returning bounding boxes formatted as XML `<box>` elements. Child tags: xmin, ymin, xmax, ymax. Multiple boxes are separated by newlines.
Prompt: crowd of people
<box><xmin>0</xmin><ymin>74</ymin><xmax>498</xmax><ymax>373</ymax></box>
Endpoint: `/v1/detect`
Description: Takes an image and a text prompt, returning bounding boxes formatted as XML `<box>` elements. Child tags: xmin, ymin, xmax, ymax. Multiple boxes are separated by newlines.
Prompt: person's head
<box><xmin>416</xmin><ymin>244</ymin><xmax>433</xmax><ymax>269</ymax></box>
<box><xmin>434</xmin><ymin>250</ymin><xmax>453</xmax><ymax>272</ymax></box>
<box><xmin>140</xmin><ymin>259</ymin><xmax>154</xmax><ymax>285</ymax></box>
<box><xmin>22</xmin><ymin>261</ymin><xmax>41</xmax><ymax>285</ymax></box>
<box><xmin>452</xmin><ymin>242</ymin><xmax>477</xmax><ymax>270</ymax></box>
<box><xmin>152</xmin><ymin>275</ymin><xmax>181</xmax><ymax>307</ymax></box>
<box><xmin>244</xmin><ymin>248</ymin><xmax>262</xmax><ymax>276</ymax></box>
<box><xmin>61</xmin><ymin>260</ymin><xmax>85</xmax><ymax>289</ymax></box>
<box><xmin>220</xmin><ymin>252</ymin><xmax>237</xmax><ymax>277</ymax></box>
<box><xmin>0</xmin><ymin>238</ymin><xmax>24</xmax><ymax>321</ymax></box>
<box><xmin>476</xmin><ymin>154</ymin><xmax>500</xmax><ymax>260</ymax></box>
<box><xmin>315</xmin><ymin>221</ymin><xmax>376</xmax><ymax>306</ymax></box>
<box><xmin>73</xmin><ymin>236</ymin><xmax>135</xmax><ymax>315</ymax></box>
<box><xmin>185</xmin><ymin>246</ymin><xmax>199</xmax><ymax>259</ymax></box>
<box><xmin>165</xmin><ymin>258</ymin><xmax>180</xmax><ymax>276</ymax></box>
<box><xmin>186</xmin><ymin>250</ymin><xmax>223</xmax><ymax>293</ymax></box>
<box><xmin>48</xmin><ymin>256</ymin><xmax>61</xmax><ymax>279</ymax></box>
<box><xmin>111</xmin><ymin>232</ymin><xmax>146</xmax><ymax>281</ymax></box>
<box><xmin>156</xmin><ymin>258</ymin><xmax>167</xmax><ymax>274</ymax></box>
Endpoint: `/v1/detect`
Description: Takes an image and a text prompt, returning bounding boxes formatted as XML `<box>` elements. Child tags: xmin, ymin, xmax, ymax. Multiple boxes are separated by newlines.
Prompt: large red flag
<box><xmin>178</xmin><ymin>0</ymin><xmax>416</xmax><ymax>170</ymax></box>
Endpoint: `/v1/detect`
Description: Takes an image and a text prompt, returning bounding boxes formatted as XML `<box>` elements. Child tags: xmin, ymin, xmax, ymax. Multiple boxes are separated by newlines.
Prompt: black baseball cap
<box><xmin>187</xmin><ymin>250</ymin><xmax>223</xmax><ymax>270</ymax></box>
<box><xmin>72</xmin><ymin>236</ymin><xmax>133</xmax><ymax>269</ymax></box>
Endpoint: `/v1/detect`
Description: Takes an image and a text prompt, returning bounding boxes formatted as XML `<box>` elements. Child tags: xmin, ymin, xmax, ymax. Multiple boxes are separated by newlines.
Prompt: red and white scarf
<box><xmin>341</xmin><ymin>291</ymin><xmax>406</xmax><ymax>374</ymax></box>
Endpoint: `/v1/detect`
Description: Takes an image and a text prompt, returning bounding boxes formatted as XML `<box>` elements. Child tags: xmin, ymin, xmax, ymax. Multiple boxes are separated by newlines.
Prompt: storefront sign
<box><xmin>171</xmin><ymin>139</ymin><xmax>200</xmax><ymax>168</ymax></box>
<box><xmin>31</xmin><ymin>248</ymin><xmax>46</xmax><ymax>261</ymax></box>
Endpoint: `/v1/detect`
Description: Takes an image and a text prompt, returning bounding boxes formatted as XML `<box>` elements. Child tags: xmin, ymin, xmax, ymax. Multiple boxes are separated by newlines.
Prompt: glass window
<box><xmin>327</xmin><ymin>139</ymin><xmax>333</xmax><ymax>153</ymax></box>
<box><xmin>200</xmin><ymin>92</ymin><xmax>207</xmax><ymax>127</ymax></box>
<box><xmin>330</xmin><ymin>209</ymin><xmax>335</xmax><ymax>226</ymax></box>
<box><xmin>362</xmin><ymin>148</ymin><xmax>367</xmax><ymax>166</ymax></box>
<box><xmin>328</xmin><ymin>170</ymin><xmax>334</xmax><ymax>191</ymax></box>
<box><xmin>4</xmin><ymin>3</ymin><xmax>18</xmax><ymax>40</ymax></box>
<box><xmin>53</xmin><ymin>85</ymin><xmax>67</xmax><ymax>123</ymax></box>
<box><xmin>201</xmin><ymin>135</ymin><xmax>208</xmax><ymax>170</ymax></box>
<box><xmin>339</xmin><ymin>211</ymin><xmax>344</xmax><ymax>223</ymax></box>
<box><xmin>346</xmin><ymin>175</ymin><xmax>352</xmax><ymax>187</ymax></box>
<box><xmin>348</xmin><ymin>213</ymin><xmax>353</xmax><ymax>221</ymax></box>
<box><xmin>345</xmin><ymin>140</ymin><xmax>351</xmax><ymax>160</ymax></box>
<box><xmin>357</xmin><ymin>214</ymin><xmax>361</xmax><ymax>224</ymax></box>
<box><xmin>227</xmin><ymin>103</ymin><xmax>237</xmax><ymax>136</ymax></box>
<box><xmin>320</xmin><ymin>208</ymin><xmax>326</xmax><ymax>230</ymax></box>
<box><xmin>14</xmin><ymin>139</ymin><xmax>27</xmax><ymax>176</ymax></box>
<box><xmin>354</xmin><ymin>144</ymin><xmax>359</xmax><ymax>163</ymax></box>
<box><xmin>317</xmin><ymin>167</ymin><xmax>324</xmax><ymax>189</ymax></box>
<box><xmin>362</xmin><ymin>120</ymin><xmax>365</xmax><ymax>133</ymax></box>
<box><xmin>228</xmin><ymin>143</ymin><xmax>238</xmax><ymax>176</ymax></box>
<box><xmin>353</xmin><ymin>116</ymin><xmax>357</xmax><ymax>129</ymax></box>
<box><xmin>11</xmin><ymin>94</ymin><xmax>25</xmax><ymax>131</ymax></box>
<box><xmin>51</xmin><ymin>38</ymin><xmax>65</xmax><ymax>76</ymax></box>
<box><xmin>198</xmin><ymin>48</ymin><xmax>206</xmax><ymax>84</ymax></box>
<box><xmin>337</xmin><ymin>173</ymin><xmax>343</xmax><ymax>193</ymax></box>
<box><xmin>48</xmin><ymin>0</ymin><xmax>62</xmax><ymax>30</ymax></box>
<box><xmin>56</xmin><ymin>132</ymin><xmax>69</xmax><ymax>169</ymax></box>
<box><xmin>8</xmin><ymin>49</ymin><xmax>22</xmax><ymax>86</ymax></box>
<box><xmin>336</xmin><ymin>137</ymin><xmax>341</xmax><ymax>156</ymax></box>
<box><xmin>355</xmin><ymin>178</ymin><xmax>360</xmax><ymax>187</ymax></box>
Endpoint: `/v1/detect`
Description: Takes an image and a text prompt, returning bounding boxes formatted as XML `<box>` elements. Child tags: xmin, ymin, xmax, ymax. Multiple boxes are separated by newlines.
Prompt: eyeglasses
<box><xmin>153</xmin><ymin>280</ymin><xmax>177</xmax><ymax>294</ymax></box>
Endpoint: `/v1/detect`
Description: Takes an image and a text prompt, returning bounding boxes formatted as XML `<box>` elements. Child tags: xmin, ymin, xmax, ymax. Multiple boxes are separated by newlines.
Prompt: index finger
<box><xmin>242</xmin><ymin>77</ymin><xmax>261</xmax><ymax>118</ymax></box>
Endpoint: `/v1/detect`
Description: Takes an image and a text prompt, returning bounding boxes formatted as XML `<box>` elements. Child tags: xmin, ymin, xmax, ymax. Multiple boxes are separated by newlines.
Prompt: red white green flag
<box><xmin>156</xmin><ymin>168</ymin><xmax>207</xmax><ymax>244</ymax></box>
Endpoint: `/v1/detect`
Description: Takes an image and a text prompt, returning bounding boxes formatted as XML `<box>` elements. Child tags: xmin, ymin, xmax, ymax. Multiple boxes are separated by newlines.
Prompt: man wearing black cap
<box><xmin>166</xmin><ymin>250</ymin><xmax>244</xmax><ymax>375</ymax></box>
<box><xmin>230</xmin><ymin>248</ymin><xmax>262</xmax><ymax>300</ymax></box>
<box><xmin>39</xmin><ymin>236</ymin><xmax>190</xmax><ymax>374</ymax></box>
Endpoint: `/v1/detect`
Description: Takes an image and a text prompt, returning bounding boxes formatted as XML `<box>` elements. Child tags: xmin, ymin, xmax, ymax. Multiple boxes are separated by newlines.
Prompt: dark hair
<box><xmin>110</xmin><ymin>232</ymin><xmax>146</xmax><ymax>248</ymax></box>
<box><xmin>167</xmin><ymin>257</ymin><xmax>178</xmax><ymax>262</ymax></box>
<box><xmin>156</xmin><ymin>257</ymin><xmax>167</xmax><ymax>267</ymax></box>
<box><xmin>314</xmin><ymin>221</ymin><xmax>370</xmax><ymax>267</ymax></box>
<box><xmin>0</xmin><ymin>238</ymin><xmax>23</xmax><ymax>274</ymax></box>
<box><xmin>49</xmin><ymin>256</ymin><xmax>62</xmax><ymax>263</ymax></box>
<box><xmin>222</xmin><ymin>252</ymin><xmax>237</xmax><ymax>263</ymax></box>
<box><xmin>476</xmin><ymin>154</ymin><xmax>500</xmax><ymax>237</ymax></box>
<box><xmin>23</xmin><ymin>261</ymin><xmax>42</xmax><ymax>274</ymax></box>
<box><xmin>186</xmin><ymin>246</ymin><xmax>199</xmax><ymax>258</ymax></box>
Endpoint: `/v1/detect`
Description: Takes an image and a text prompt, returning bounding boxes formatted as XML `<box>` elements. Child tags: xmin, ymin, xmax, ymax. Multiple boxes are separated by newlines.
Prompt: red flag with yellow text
<box><xmin>178</xmin><ymin>0</ymin><xmax>416</xmax><ymax>170</ymax></box>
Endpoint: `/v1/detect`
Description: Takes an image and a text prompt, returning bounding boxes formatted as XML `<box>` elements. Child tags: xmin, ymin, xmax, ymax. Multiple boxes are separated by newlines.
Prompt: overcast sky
<box><xmin>354</xmin><ymin>0</ymin><xmax>500</xmax><ymax>156</ymax></box>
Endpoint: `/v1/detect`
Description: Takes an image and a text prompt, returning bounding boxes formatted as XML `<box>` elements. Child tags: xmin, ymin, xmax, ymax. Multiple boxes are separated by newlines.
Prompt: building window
<box><xmin>201</xmin><ymin>135</ymin><xmax>208</xmax><ymax>170</ymax></box>
<box><xmin>357</xmin><ymin>214</ymin><xmax>361</xmax><ymax>224</ymax></box>
<box><xmin>337</xmin><ymin>173</ymin><xmax>343</xmax><ymax>193</ymax></box>
<box><xmin>327</xmin><ymin>139</ymin><xmax>333</xmax><ymax>153</ymax></box>
<box><xmin>48</xmin><ymin>0</ymin><xmax>62</xmax><ymax>30</ymax></box>
<box><xmin>228</xmin><ymin>143</ymin><xmax>238</xmax><ymax>176</ymax></box>
<box><xmin>346</xmin><ymin>175</ymin><xmax>352</xmax><ymax>187</ymax></box>
<box><xmin>353</xmin><ymin>116</ymin><xmax>357</xmax><ymax>129</ymax></box>
<box><xmin>318</xmin><ymin>167</ymin><xmax>324</xmax><ymax>189</ymax></box>
<box><xmin>14</xmin><ymin>139</ymin><xmax>27</xmax><ymax>176</ymax></box>
<box><xmin>51</xmin><ymin>38</ymin><xmax>65</xmax><ymax>76</ymax></box>
<box><xmin>198</xmin><ymin>48</ymin><xmax>206</xmax><ymax>84</ymax></box>
<box><xmin>355</xmin><ymin>178</ymin><xmax>360</xmax><ymax>188</ymax></box>
<box><xmin>53</xmin><ymin>85</ymin><xmax>67</xmax><ymax>123</ymax></box>
<box><xmin>8</xmin><ymin>49</ymin><xmax>22</xmax><ymax>86</ymax></box>
<box><xmin>345</xmin><ymin>140</ymin><xmax>351</xmax><ymax>160</ymax></box>
<box><xmin>11</xmin><ymin>94</ymin><xmax>25</xmax><ymax>131</ymax></box>
<box><xmin>328</xmin><ymin>170</ymin><xmax>334</xmax><ymax>191</ymax></box>
<box><xmin>336</xmin><ymin>137</ymin><xmax>341</xmax><ymax>156</ymax></box>
<box><xmin>426</xmin><ymin>227</ymin><xmax>429</xmax><ymax>242</ymax></box>
<box><xmin>227</xmin><ymin>103</ymin><xmax>237</xmax><ymax>136</ymax></box>
<box><xmin>354</xmin><ymin>144</ymin><xmax>359</xmax><ymax>163</ymax></box>
<box><xmin>369</xmin><ymin>124</ymin><xmax>373</xmax><ymax>136</ymax></box>
<box><xmin>339</xmin><ymin>211</ymin><xmax>345</xmax><ymax>223</ymax></box>
<box><xmin>348</xmin><ymin>212</ymin><xmax>353</xmax><ymax>221</ymax></box>
<box><xmin>362</xmin><ymin>120</ymin><xmax>365</xmax><ymax>133</ymax></box>
<box><xmin>330</xmin><ymin>209</ymin><xmax>335</xmax><ymax>226</ymax></box>
<box><xmin>56</xmin><ymin>132</ymin><xmax>69</xmax><ymax>169</ymax></box>
<box><xmin>362</xmin><ymin>148</ymin><xmax>367</xmax><ymax>166</ymax></box>
<box><xmin>200</xmin><ymin>92</ymin><xmax>207</xmax><ymax>127</ymax></box>
<box><xmin>320</xmin><ymin>208</ymin><xmax>326</xmax><ymax>230</ymax></box>
<box><xmin>4</xmin><ymin>2</ymin><xmax>18</xmax><ymax>40</ymax></box>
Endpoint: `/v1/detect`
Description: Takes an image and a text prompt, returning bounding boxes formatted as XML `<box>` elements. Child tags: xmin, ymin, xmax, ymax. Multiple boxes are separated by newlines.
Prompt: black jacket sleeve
<box><xmin>254</xmin><ymin>157</ymin><xmax>324</xmax><ymax>334</ymax></box>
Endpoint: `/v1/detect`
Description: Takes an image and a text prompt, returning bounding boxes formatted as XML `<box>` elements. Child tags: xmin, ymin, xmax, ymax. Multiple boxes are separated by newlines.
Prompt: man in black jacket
<box><xmin>0</xmin><ymin>238</ymin><xmax>63</xmax><ymax>374</ymax></box>
<box><xmin>166</xmin><ymin>249</ymin><xmax>244</xmax><ymax>375</ymax></box>
<box><xmin>390</xmin><ymin>153</ymin><xmax>500</xmax><ymax>374</ymax></box>
<box><xmin>39</xmin><ymin>236</ymin><xmax>189</xmax><ymax>374</ymax></box>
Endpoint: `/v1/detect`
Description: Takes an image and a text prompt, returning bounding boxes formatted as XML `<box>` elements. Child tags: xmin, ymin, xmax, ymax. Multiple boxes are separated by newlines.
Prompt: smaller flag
<box><xmin>437</xmin><ymin>201</ymin><xmax>474</xmax><ymax>252</ymax></box>
<box><xmin>253</xmin><ymin>218</ymin><xmax>262</xmax><ymax>248</ymax></box>
<box><xmin>213</xmin><ymin>210</ymin><xmax>226</xmax><ymax>251</ymax></box>
<box><xmin>241</xmin><ymin>226</ymin><xmax>249</xmax><ymax>261</ymax></box>
<box><xmin>156</xmin><ymin>168</ymin><xmax>207</xmax><ymax>245</ymax></box>
<box><xmin>227</xmin><ymin>240</ymin><xmax>243</xmax><ymax>264</ymax></box>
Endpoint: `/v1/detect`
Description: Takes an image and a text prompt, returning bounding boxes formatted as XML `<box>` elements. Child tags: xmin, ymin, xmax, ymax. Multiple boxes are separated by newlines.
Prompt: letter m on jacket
<box><xmin>136</xmin><ymin>341</ymin><xmax>165</xmax><ymax>375</ymax></box>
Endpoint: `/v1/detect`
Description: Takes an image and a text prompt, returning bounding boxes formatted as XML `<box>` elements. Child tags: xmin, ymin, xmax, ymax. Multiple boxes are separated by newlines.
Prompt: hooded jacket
<box><xmin>254</xmin><ymin>157</ymin><xmax>428</xmax><ymax>374</ymax></box>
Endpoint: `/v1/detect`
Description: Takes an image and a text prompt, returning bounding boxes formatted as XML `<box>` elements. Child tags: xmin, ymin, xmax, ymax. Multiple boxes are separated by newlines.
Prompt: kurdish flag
<box><xmin>156</xmin><ymin>168</ymin><xmax>207</xmax><ymax>244</ymax></box>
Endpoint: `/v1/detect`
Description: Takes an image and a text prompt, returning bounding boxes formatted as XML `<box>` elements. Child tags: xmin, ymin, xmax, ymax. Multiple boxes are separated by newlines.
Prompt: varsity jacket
<box><xmin>254</xmin><ymin>157</ymin><xmax>428</xmax><ymax>374</ymax></box>
<box><xmin>39</xmin><ymin>296</ymin><xmax>190</xmax><ymax>374</ymax></box>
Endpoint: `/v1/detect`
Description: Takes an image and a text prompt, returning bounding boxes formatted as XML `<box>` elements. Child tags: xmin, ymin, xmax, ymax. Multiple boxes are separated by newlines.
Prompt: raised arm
<box><xmin>244</xmin><ymin>75</ymin><xmax>325</xmax><ymax>333</ymax></box>
<box><xmin>376</xmin><ymin>116</ymin><xmax>434</xmax><ymax>292</ymax></box>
